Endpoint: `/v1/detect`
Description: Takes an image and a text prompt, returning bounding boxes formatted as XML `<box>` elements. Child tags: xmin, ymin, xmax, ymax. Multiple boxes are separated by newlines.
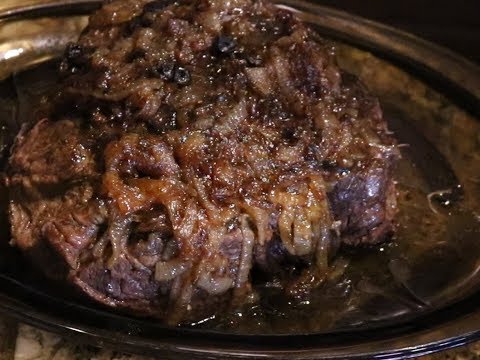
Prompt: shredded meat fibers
<box><xmin>6</xmin><ymin>0</ymin><xmax>399</xmax><ymax>324</ymax></box>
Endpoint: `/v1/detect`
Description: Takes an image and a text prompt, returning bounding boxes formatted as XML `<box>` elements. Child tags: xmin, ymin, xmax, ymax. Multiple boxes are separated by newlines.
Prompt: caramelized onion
<box><xmin>236</xmin><ymin>215</ymin><xmax>255</xmax><ymax>289</ymax></box>
<box><xmin>245</xmin><ymin>68</ymin><xmax>273</xmax><ymax>96</ymax></box>
<box><xmin>155</xmin><ymin>260</ymin><xmax>189</xmax><ymax>282</ymax></box>
<box><xmin>65</xmin><ymin>79</ymin><xmax>164</xmax><ymax>102</ymax></box>
<box><xmin>197</xmin><ymin>272</ymin><xmax>234</xmax><ymax>295</ymax></box>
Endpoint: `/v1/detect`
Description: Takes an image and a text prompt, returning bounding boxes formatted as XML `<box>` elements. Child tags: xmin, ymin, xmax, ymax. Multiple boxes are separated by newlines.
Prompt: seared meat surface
<box><xmin>6</xmin><ymin>0</ymin><xmax>399</xmax><ymax>323</ymax></box>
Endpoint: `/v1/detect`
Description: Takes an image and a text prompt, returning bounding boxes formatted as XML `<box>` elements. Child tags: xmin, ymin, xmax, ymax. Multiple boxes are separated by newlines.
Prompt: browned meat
<box><xmin>5</xmin><ymin>0</ymin><xmax>399</xmax><ymax>324</ymax></box>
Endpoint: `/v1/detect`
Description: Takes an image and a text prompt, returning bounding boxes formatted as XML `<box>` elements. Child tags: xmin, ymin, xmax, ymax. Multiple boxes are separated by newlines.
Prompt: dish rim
<box><xmin>0</xmin><ymin>1</ymin><xmax>479</xmax><ymax>358</ymax></box>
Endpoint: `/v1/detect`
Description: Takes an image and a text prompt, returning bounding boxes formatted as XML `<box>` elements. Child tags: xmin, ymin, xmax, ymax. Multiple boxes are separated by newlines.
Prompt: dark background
<box><xmin>315</xmin><ymin>1</ymin><xmax>480</xmax><ymax>64</ymax></box>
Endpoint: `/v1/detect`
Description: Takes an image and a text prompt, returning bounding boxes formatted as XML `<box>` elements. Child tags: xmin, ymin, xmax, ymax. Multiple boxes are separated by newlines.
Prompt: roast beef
<box><xmin>5</xmin><ymin>0</ymin><xmax>399</xmax><ymax>324</ymax></box>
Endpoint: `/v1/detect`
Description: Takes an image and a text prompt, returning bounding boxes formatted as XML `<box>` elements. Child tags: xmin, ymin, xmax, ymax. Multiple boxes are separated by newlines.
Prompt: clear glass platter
<box><xmin>0</xmin><ymin>1</ymin><xmax>479</xmax><ymax>358</ymax></box>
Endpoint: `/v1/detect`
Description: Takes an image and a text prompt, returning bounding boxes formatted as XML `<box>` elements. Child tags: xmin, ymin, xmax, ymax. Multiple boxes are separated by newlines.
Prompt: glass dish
<box><xmin>0</xmin><ymin>0</ymin><xmax>479</xmax><ymax>358</ymax></box>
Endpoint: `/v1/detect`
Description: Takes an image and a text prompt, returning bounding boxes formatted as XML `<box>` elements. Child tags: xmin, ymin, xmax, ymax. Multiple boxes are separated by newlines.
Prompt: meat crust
<box><xmin>6</xmin><ymin>0</ymin><xmax>399</xmax><ymax>323</ymax></box>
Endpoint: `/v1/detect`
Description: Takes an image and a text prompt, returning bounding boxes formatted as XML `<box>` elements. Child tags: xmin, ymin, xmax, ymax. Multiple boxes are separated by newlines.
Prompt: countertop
<box><xmin>0</xmin><ymin>1</ymin><xmax>479</xmax><ymax>359</ymax></box>
<box><xmin>2</xmin><ymin>316</ymin><xmax>480</xmax><ymax>360</ymax></box>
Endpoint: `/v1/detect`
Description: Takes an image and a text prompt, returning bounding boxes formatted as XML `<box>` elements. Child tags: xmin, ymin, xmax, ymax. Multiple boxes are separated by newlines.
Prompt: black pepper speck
<box><xmin>60</xmin><ymin>43</ymin><xmax>88</xmax><ymax>74</ymax></box>
<box><xmin>173</xmin><ymin>66</ymin><xmax>191</xmax><ymax>86</ymax></box>
<box><xmin>151</xmin><ymin>62</ymin><xmax>176</xmax><ymax>80</ymax></box>
<box><xmin>214</xmin><ymin>36</ymin><xmax>236</xmax><ymax>55</ymax></box>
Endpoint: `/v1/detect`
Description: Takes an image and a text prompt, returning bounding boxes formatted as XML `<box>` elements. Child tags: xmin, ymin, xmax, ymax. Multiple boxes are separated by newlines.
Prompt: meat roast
<box><xmin>5</xmin><ymin>0</ymin><xmax>399</xmax><ymax>324</ymax></box>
